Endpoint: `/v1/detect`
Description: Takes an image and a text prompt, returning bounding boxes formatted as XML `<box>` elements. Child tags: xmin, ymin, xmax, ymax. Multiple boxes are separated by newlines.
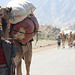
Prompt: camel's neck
<box><xmin>2</xmin><ymin>18</ymin><xmax>9</xmax><ymax>39</ymax></box>
<box><xmin>2</xmin><ymin>18</ymin><xmax>7</xmax><ymax>31</ymax></box>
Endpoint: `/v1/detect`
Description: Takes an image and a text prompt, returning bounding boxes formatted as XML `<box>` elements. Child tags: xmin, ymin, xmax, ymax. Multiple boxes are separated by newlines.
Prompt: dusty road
<box><xmin>22</xmin><ymin>47</ymin><xmax>75</xmax><ymax>75</ymax></box>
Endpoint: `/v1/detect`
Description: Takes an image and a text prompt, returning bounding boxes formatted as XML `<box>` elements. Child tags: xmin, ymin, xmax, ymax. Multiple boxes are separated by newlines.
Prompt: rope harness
<box><xmin>22</xmin><ymin>41</ymin><xmax>32</xmax><ymax>59</ymax></box>
<box><xmin>18</xmin><ymin>38</ymin><xmax>33</xmax><ymax>59</ymax></box>
<box><xmin>9</xmin><ymin>14</ymin><xmax>40</xmax><ymax>46</ymax></box>
<box><xmin>9</xmin><ymin>15</ymin><xmax>35</xmax><ymax>56</ymax></box>
<box><xmin>9</xmin><ymin>14</ymin><xmax>40</xmax><ymax>35</ymax></box>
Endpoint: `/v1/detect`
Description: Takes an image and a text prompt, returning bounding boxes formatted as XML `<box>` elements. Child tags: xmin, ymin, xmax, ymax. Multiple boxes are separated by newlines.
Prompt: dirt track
<box><xmin>32</xmin><ymin>40</ymin><xmax>57</xmax><ymax>53</ymax></box>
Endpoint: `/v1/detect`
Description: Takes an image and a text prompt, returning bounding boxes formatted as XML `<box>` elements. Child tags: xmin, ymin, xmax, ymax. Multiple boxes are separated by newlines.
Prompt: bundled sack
<box><xmin>7</xmin><ymin>0</ymin><xmax>36</xmax><ymax>24</ymax></box>
<box><xmin>9</xmin><ymin>15</ymin><xmax>39</xmax><ymax>44</ymax></box>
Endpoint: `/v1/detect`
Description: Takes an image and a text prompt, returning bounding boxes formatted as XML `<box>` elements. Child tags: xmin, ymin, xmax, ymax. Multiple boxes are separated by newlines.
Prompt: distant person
<box><xmin>56</xmin><ymin>34</ymin><xmax>61</xmax><ymax>48</ymax></box>
<box><xmin>0</xmin><ymin>29</ymin><xmax>18</xmax><ymax>75</ymax></box>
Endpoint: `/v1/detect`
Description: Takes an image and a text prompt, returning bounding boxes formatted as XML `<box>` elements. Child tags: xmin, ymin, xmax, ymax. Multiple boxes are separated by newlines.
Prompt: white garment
<box><xmin>7</xmin><ymin>0</ymin><xmax>36</xmax><ymax>24</ymax></box>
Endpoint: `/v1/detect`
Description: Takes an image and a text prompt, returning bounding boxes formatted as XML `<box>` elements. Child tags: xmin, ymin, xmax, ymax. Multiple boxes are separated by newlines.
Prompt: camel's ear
<box><xmin>6</xmin><ymin>7</ymin><xmax>12</xmax><ymax>12</ymax></box>
<box><xmin>8</xmin><ymin>7</ymin><xmax>12</xmax><ymax>12</ymax></box>
<box><xmin>0</xmin><ymin>6</ymin><xmax>1</xmax><ymax>8</ymax></box>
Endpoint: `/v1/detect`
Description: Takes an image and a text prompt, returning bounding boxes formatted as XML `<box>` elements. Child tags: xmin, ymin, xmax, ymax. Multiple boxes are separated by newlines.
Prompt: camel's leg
<box><xmin>62</xmin><ymin>40</ymin><xmax>65</xmax><ymax>48</ymax></box>
<box><xmin>16</xmin><ymin>61</ymin><xmax>22</xmax><ymax>75</ymax></box>
<box><xmin>13</xmin><ymin>41</ymin><xmax>23</xmax><ymax>75</ymax></box>
<box><xmin>68</xmin><ymin>39</ymin><xmax>72</xmax><ymax>48</ymax></box>
<box><xmin>63</xmin><ymin>41</ymin><xmax>65</xmax><ymax>48</ymax></box>
<box><xmin>24</xmin><ymin>42</ymin><xmax>32</xmax><ymax>75</ymax></box>
<box><xmin>12</xmin><ymin>63</ymin><xmax>15</xmax><ymax>75</ymax></box>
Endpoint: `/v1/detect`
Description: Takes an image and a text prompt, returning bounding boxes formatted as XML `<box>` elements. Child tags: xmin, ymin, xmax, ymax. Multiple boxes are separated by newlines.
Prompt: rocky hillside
<box><xmin>38</xmin><ymin>25</ymin><xmax>60</xmax><ymax>37</ymax></box>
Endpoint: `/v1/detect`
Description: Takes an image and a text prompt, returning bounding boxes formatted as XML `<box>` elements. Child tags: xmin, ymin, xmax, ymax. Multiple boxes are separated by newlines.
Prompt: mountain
<box><xmin>29</xmin><ymin>0</ymin><xmax>75</xmax><ymax>28</ymax></box>
<box><xmin>61</xmin><ymin>23</ymin><xmax>75</xmax><ymax>30</ymax></box>
<box><xmin>39</xmin><ymin>25</ymin><xmax>60</xmax><ymax>37</ymax></box>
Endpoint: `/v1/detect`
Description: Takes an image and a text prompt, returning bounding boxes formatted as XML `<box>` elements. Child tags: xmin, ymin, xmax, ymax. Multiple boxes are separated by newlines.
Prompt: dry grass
<box><xmin>32</xmin><ymin>40</ymin><xmax>57</xmax><ymax>53</ymax></box>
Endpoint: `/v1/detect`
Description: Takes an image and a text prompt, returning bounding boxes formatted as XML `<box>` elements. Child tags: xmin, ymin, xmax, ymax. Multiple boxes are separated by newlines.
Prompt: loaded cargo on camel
<box><xmin>0</xmin><ymin>0</ymin><xmax>39</xmax><ymax>75</ymax></box>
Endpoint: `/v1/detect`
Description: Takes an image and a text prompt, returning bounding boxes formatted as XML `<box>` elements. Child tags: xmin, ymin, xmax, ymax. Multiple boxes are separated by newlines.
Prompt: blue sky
<box><xmin>0</xmin><ymin>0</ymin><xmax>75</xmax><ymax>28</ymax></box>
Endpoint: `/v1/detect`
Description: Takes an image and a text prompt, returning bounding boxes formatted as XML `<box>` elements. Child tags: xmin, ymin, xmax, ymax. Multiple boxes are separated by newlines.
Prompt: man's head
<box><xmin>0</xmin><ymin>29</ymin><xmax>3</xmax><ymax>38</ymax></box>
<box><xmin>58</xmin><ymin>34</ymin><xmax>60</xmax><ymax>37</ymax></box>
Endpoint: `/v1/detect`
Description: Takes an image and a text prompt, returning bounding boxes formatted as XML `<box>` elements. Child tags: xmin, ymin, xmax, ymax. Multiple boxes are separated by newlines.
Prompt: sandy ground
<box><xmin>32</xmin><ymin>40</ymin><xmax>57</xmax><ymax>53</ymax></box>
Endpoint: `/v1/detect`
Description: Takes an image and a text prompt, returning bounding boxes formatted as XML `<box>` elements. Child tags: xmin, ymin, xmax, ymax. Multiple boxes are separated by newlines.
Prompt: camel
<box><xmin>12</xmin><ymin>40</ymin><xmax>32</xmax><ymax>75</ymax></box>
<box><xmin>0</xmin><ymin>6</ymin><xmax>12</xmax><ymax>39</ymax></box>
<box><xmin>60</xmin><ymin>30</ymin><xmax>75</xmax><ymax>48</ymax></box>
<box><xmin>59</xmin><ymin>31</ymin><xmax>66</xmax><ymax>48</ymax></box>
<box><xmin>67</xmin><ymin>31</ymin><xmax>73</xmax><ymax>48</ymax></box>
<box><xmin>72</xmin><ymin>32</ymin><xmax>75</xmax><ymax>47</ymax></box>
<box><xmin>0</xmin><ymin>6</ymin><xmax>33</xmax><ymax>75</ymax></box>
<box><xmin>73</xmin><ymin>32</ymin><xmax>75</xmax><ymax>41</ymax></box>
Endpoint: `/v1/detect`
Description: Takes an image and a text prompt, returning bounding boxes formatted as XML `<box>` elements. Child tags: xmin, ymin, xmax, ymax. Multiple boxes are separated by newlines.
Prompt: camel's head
<box><xmin>0</xmin><ymin>6</ymin><xmax>12</xmax><ymax>19</ymax></box>
<box><xmin>0</xmin><ymin>6</ymin><xmax>12</xmax><ymax>39</ymax></box>
<box><xmin>69</xmin><ymin>31</ymin><xmax>72</xmax><ymax>35</ymax></box>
